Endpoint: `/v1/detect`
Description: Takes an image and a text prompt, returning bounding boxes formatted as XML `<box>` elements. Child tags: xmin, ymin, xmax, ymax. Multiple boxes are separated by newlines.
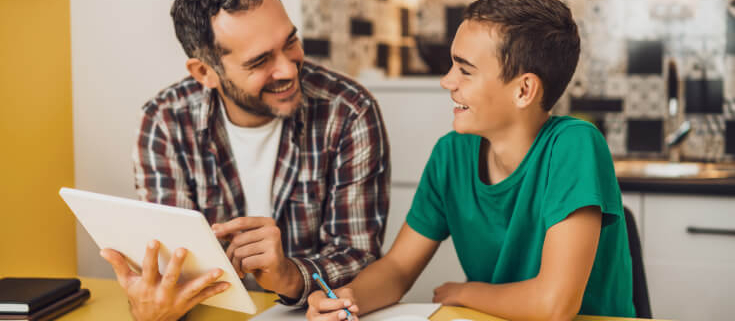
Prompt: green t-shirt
<box><xmin>406</xmin><ymin>116</ymin><xmax>636</xmax><ymax>317</ymax></box>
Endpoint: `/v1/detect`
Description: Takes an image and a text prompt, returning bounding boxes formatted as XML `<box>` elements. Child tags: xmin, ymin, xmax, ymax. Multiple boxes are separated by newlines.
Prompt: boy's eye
<box><xmin>460</xmin><ymin>67</ymin><xmax>471</xmax><ymax>76</ymax></box>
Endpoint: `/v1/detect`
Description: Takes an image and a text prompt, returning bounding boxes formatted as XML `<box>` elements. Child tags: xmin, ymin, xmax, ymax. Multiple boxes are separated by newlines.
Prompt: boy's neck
<box><xmin>480</xmin><ymin>113</ymin><xmax>550</xmax><ymax>185</ymax></box>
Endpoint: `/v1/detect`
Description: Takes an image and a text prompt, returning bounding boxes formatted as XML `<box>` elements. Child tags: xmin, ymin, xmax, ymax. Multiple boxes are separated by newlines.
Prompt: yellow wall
<box><xmin>0</xmin><ymin>0</ymin><xmax>76</xmax><ymax>277</ymax></box>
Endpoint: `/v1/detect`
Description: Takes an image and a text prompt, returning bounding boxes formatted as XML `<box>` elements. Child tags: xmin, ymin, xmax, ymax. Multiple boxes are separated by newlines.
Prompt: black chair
<box><xmin>623</xmin><ymin>207</ymin><xmax>652</xmax><ymax>318</ymax></box>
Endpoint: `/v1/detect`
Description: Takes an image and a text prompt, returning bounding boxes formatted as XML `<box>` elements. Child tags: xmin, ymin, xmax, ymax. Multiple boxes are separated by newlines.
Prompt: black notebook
<box><xmin>0</xmin><ymin>288</ymin><xmax>90</xmax><ymax>321</ymax></box>
<box><xmin>0</xmin><ymin>278</ymin><xmax>80</xmax><ymax>314</ymax></box>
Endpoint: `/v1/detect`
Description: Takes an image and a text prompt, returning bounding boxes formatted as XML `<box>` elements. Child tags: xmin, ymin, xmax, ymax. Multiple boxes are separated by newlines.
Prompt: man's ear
<box><xmin>513</xmin><ymin>73</ymin><xmax>543</xmax><ymax>109</ymax></box>
<box><xmin>186</xmin><ymin>58</ymin><xmax>220</xmax><ymax>89</ymax></box>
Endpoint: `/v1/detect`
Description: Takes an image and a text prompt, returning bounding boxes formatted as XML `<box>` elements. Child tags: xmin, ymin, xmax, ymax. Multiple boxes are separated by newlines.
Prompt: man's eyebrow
<box><xmin>453</xmin><ymin>55</ymin><xmax>477</xmax><ymax>69</ymax></box>
<box><xmin>286</xmin><ymin>27</ymin><xmax>298</xmax><ymax>41</ymax></box>
<box><xmin>241</xmin><ymin>27</ymin><xmax>299</xmax><ymax>68</ymax></box>
<box><xmin>242</xmin><ymin>50</ymin><xmax>272</xmax><ymax>68</ymax></box>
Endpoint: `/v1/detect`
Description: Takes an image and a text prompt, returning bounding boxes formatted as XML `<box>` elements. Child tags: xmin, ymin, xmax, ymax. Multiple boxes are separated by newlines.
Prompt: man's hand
<box><xmin>432</xmin><ymin>281</ymin><xmax>467</xmax><ymax>307</ymax></box>
<box><xmin>306</xmin><ymin>288</ymin><xmax>359</xmax><ymax>321</ymax></box>
<box><xmin>100</xmin><ymin>240</ymin><xmax>230</xmax><ymax>321</ymax></box>
<box><xmin>212</xmin><ymin>217</ymin><xmax>304</xmax><ymax>298</ymax></box>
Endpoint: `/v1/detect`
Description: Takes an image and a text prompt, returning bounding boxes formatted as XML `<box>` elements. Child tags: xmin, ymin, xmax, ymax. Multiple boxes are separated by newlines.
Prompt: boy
<box><xmin>306</xmin><ymin>0</ymin><xmax>635</xmax><ymax>320</ymax></box>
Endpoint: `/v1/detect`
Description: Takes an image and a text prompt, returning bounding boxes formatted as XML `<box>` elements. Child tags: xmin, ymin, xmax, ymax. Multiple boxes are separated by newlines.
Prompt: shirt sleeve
<box><xmin>541</xmin><ymin>124</ymin><xmax>623</xmax><ymax>230</ymax></box>
<box><xmin>405</xmin><ymin>136</ymin><xmax>450</xmax><ymax>242</ymax></box>
<box><xmin>283</xmin><ymin>97</ymin><xmax>391</xmax><ymax>306</ymax></box>
<box><xmin>132</xmin><ymin>104</ymin><xmax>196</xmax><ymax>209</ymax></box>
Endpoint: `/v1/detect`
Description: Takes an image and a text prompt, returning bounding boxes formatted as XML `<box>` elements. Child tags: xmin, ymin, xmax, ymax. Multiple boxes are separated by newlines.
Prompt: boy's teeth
<box><xmin>454</xmin><ymin>103</ymin><xmax>469</xmax><ymax>110</ymax></box>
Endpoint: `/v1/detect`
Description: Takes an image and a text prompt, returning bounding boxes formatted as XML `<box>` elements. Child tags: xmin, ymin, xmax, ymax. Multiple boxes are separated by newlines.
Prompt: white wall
<box><xmin>71</xmin><ymin>0</ymin><xmax>303</xmax><ymax>278</ymax></box>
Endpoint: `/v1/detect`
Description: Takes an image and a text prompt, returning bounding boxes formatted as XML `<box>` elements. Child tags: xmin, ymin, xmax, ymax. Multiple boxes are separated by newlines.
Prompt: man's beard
<box><xmin>219</xmin><ymin>74</ymin><xmax>298</xmax><ymax>118</ymax></box>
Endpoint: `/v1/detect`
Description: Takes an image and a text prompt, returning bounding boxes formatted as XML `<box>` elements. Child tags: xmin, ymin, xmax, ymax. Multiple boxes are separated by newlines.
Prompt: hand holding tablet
<box><xmin>59</xmin><ymin>188</ymin><xmax>256</xmax><ymax>316</ymax></box>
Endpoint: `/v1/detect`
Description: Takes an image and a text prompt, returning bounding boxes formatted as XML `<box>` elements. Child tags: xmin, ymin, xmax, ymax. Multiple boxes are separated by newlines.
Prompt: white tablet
<box><xmin>58</xmin><ymin>187</ymin><xmax>256</xmax><ymax>314</ymax></box>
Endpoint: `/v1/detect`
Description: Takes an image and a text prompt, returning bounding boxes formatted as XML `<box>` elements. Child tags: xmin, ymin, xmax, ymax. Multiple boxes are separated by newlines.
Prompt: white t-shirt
<box><xmin>221</xmin><ymin>106</ymin><xmax>283</xmax><ymax>217</ymax></box>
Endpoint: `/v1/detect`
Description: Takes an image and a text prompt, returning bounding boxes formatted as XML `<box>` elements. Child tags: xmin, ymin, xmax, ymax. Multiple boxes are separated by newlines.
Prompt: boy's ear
<box><xmin>186</xmin><ymin>58</ymin><xmax>221</xmax><ymax>89</ymax></box>
<box><xmin>513</xmin><ymin>73</ymin><xmax>543</xmax><ymax>109</ymax></box>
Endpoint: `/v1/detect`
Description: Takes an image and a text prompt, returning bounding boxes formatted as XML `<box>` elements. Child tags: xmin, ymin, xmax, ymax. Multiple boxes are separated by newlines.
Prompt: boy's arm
<box><xmin>348</xmin><ymin>223</ymin><xmax>440</xmax><ymax>314</ymax></box>
<box><xmin>435</xmin><ymin>206</ymin><xmax>601</xmax><ymax>321</ymax></box>
<box><xmin>307</xmin><ymin>223</ymin><xmax>440</xmax><ymax>319</ymax></box>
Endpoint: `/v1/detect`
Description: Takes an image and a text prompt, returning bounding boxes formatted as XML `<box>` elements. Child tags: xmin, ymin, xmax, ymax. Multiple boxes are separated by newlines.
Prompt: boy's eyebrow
<box><xmin>242</xmin><ymin>27</ymin><xmax>298</xmax><ymax>68</ymax></box>
<box><xmin>453</xmin><ymin>55</ymin><xmax>477</xmax><ymax>69</ymax></box>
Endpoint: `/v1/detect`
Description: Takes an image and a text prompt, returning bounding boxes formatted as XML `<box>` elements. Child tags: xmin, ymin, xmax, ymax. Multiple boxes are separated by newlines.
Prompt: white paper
<box><xmin>251</xmin><ymin>303</ymin><xmax>440</xmax><ymax>321</ymax></box>
<box><xmin>360</xmin><ymin>303</ymin><xmax>440</xmax><ymax>321</ymax></box>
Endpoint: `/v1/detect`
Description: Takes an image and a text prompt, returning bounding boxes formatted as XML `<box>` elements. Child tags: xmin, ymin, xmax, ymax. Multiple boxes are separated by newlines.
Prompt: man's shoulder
<box><xmin>142</xmin><ymin>76</ymin><xmax>207</xmax><ymax>116</ymax></box>
<box><xmin>300</xmin><ymin>61</ymin><xmax>378</xmax><ymax>116</ymax></box>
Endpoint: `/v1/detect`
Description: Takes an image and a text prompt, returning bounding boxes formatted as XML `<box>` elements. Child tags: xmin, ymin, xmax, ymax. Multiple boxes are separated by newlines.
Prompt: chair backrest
<box><xmin>623</xmin><ymin>207</ymin><xmax>652</xmax><ymax>319</ymax></box>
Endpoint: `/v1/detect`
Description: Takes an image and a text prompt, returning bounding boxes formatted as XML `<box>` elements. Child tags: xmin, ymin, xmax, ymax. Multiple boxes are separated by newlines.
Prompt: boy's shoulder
<box><xmin>545</xmin><ymin>116</ymin><xmax>605</xmax><ymax>145</ymax></box>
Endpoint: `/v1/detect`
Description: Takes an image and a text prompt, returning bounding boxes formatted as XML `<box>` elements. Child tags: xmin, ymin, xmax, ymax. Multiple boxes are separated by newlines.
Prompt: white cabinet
<box><xmin>367</xmin><ymin>78</ymin><xmax>454</xmax><ymax>184</ymax></box>
<box><xmin>642</xmin><ymin>194</ymin><xmax>735</xmax><ymax>321</ymax></box>
<box><xmin>621</xmin><ymin>192</ymin><xmax>644</xmax><ymax>240</ymax></box>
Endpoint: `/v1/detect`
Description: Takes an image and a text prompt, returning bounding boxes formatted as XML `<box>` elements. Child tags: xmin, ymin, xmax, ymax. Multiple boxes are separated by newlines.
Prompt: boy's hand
<box><xmin>432</xmin><ymin>281</ymin><xmax>467</xmax><ymax>306</ymax></box>
<box><xmin>306</xmin><ymin>288</ymin><xmax>360</xmax><ymax>321</ymax></box>
<box><xmin>100</xmin><ymin>240</ymin><xmax>231</xmax><ymax>321</ymax></box>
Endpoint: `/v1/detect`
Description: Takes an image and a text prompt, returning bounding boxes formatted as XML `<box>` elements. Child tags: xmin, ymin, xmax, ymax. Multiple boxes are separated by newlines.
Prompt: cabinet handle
<box><xmin>686</xmin><ymin>227</ymin><xmax>735</xmax><ymax>237</ymax></box>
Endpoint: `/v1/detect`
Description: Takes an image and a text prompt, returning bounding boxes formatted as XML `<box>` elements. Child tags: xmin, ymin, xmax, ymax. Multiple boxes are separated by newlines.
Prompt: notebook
<box><xmin>0</xmin><ymin>288</ymin><xmax>90</xmax><ymax>321</ymax></box>
<box><xmin>0</xmin><ymin>278</ymin><xmax>80</xmax><ymax>314</ymax></box>
<box><xmin>58</xmin><ymin>187</ymin><xmax>256</xmax><ymax>314</ymax></box>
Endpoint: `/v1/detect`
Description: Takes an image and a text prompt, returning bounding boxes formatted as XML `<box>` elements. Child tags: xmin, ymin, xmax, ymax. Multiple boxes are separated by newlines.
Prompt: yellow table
<box><xmin>60</xmin><ymin>278</ymin><xmax>667</xmax><ymax>321</ymax></box>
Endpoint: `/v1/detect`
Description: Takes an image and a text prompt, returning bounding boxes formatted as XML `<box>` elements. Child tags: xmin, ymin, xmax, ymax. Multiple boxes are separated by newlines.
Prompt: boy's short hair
<box><xmin>464</xmin><ymin>0</ymin><xmax>580</xmax><ymax>111</ymax></box>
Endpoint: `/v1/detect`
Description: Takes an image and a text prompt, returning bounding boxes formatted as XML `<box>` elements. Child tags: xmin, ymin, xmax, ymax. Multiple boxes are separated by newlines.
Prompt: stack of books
<box><xmin>0</xmin><ymin>278</ymin><xmax>90</xmax><ymax>321</ymax></box>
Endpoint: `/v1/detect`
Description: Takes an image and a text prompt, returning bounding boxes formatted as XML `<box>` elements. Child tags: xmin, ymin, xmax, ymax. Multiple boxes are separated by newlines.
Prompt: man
<box><xmin>307</xmin><ymin>0</ymin><xmax>636</xmax><ymax>320</ymax></box>
<box><xmin>99</xmin><ymin>0</ymin><xmax>390</xmax><ymax>320</ymax></box>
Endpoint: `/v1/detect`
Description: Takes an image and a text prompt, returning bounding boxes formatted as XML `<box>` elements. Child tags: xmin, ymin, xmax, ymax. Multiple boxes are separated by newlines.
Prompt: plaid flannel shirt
<box><xmin>132</xmin><ymin>61</ymin><xmax>390</xmax><ymax>306</ymax></box>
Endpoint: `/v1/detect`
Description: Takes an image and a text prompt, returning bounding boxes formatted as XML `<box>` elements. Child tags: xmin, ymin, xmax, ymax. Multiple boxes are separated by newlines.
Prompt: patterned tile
<box><xmin>604</xmin><ymin>113</ymin><xmax>627</xmax><ymax>156</ymax></box>
<box><xmin>624</xmin><ymin>76</ymin><xmax>667</xmax><ymax>118</ymax></box>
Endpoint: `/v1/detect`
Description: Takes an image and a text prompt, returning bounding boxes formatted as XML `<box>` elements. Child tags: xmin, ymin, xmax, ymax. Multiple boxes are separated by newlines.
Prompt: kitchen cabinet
<box><xmin>642</xmin><ymin>194</ymin><xmax>735</xmax><ymax>321</ymax></box>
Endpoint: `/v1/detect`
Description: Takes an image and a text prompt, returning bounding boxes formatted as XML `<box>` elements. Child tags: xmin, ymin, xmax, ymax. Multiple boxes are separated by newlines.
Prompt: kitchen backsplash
<box><xmin>301</xmin><ymin>0</ymin><xmax>735</xmax><ymax>162</ymax></box>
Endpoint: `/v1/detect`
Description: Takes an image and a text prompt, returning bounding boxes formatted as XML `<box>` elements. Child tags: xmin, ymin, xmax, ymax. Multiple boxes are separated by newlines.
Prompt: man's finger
<box><xmin>161</xmin><ymin>248</ymin><xmax>187</xmax><ymax>291</ymax></box>
<box><xmin>215</xmin><ymin>217</ymin><xmax>274</xmax><ymax>237</ymax></box>
<box><xmin>182</xmin><ymin>281</ymin><xmax>230</xmax><ymax>312</ymax></box>
<box><xmin>227</xmin><ymin>228</ymin><xmax>268</xmax><ymax>253</ymax></box>
<box><xmin>233</xmin><ymin>242</ymin><xmax>267</xmax><ymax>262</ymax></box>
<box><xmin>240</xmin><ymin>254</ymin><xmax>268</xmax><ymax>272</ymax></box>
<box><xmin>99</xmin><ymin>249</ymin><xmax>134</xmax><ymax>288</ymax></box>
<box><xmin>181</xmin><ymin>268</ymin><xmax>224</xmax><ymax>300</ymax></box>
<box><xmin>141</xmin><ymin>240</ymin><xmax>161</xmax><ymax>285</ymax></box>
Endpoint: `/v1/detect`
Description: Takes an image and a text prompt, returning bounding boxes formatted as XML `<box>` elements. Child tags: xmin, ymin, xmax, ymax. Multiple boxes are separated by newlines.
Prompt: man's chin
<box><xmin>269</xmin><ymin>93</ymin><xmax>302</xmax><ymax>117</ymax></box>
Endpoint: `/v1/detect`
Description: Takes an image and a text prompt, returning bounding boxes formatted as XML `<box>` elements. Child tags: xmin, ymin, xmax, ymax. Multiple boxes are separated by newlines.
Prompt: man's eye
<box><xmin>460</xmin><ymin>68</ymin><xmax>471</xmax><ymax>76</ymax></box>
<box><xmin>286</xmin><ymin>38</ymin><xmax>298</xmax><ymax>48</ymax></box>
<box><xmin>251</xmin><ymin>59</ymin><xmax>267</xmax><ymax>69</ymax></box>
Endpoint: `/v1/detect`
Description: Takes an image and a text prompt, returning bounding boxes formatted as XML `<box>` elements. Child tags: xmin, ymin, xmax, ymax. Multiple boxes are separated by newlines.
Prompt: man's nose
<box><xmin>271</xmin><ymin>53</ymin><xmax>297</xmax><ymax>80</ymax></box>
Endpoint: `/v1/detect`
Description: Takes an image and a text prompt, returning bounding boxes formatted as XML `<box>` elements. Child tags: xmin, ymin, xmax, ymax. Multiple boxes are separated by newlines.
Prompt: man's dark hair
<box><xmin>171</xmin><ymin>0</ymin><xmax>264</xmax><ymax>72</ymax></box>
<box><xmin>464</xmin><ymin>0</ymin><xmax>580</xmax><ymax>110</ymax></box>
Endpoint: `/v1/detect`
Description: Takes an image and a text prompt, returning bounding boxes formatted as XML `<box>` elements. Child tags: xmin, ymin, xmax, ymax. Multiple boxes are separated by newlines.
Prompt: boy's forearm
<box><xmin>343</xmin><ymin>256</ymin><xmax>411</xmax><ymax>315</ymax></box>
<box><xmin>457</xmin><ymin>279</ymin><xmax>580</xmax><ymax>321</ymax></box>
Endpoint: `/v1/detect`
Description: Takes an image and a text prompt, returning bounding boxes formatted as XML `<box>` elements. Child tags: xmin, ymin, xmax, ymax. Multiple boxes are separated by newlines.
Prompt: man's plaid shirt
<box><xmin>132</xmin><ymin>61</ymin><xmax>390</xmax><ymax>306</ymax></box>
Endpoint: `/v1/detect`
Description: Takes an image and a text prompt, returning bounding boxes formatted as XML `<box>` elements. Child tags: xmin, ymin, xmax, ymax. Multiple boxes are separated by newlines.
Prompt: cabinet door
<box><xmin>621</xmin><ymin>192</ymin><xmax>643</xmax><ymax>241</ymax></box>
<box><xmin>370</xmin><ymin>87</ymin><xmax>453</xmax><ymax>184</ymax></box>
<box><xmin>385</xmin><ymin>186</ymin><xmax>465</xmax><ymax>303</ymax></box>
<box><xmin>643</xmin><ymin>194</ymin><xmax>735</xmax><ymax>321</ymax></box>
